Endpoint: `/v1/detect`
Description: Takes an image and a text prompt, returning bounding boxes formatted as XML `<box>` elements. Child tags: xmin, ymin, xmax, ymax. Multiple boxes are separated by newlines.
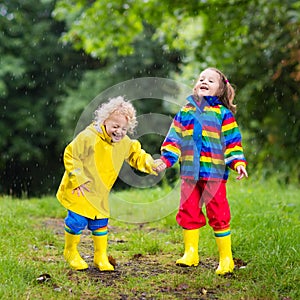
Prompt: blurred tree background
<box><xmin>0</xmin><ymin>0</ymin><xmax>299</xmax><ymax>197</ymax></box>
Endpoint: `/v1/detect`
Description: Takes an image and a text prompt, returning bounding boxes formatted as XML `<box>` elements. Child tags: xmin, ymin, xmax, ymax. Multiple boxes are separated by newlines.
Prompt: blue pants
<box><xmin>65</xmin><ymin>210</ymin><xmax>108</xmax><ymax>235</ymax></box>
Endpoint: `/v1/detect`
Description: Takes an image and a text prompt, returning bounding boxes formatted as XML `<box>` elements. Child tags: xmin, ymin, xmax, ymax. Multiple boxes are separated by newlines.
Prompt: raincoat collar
<box><xmin>187</xmin><ymin>95</ymin><xmax>222</xmax><ymax>108</ymax></box>
<box><xmin>93</xmin><ymin>122</ymin><xmax>112</xmax><ymax>143</ymax></box>
<box><xmin>203</xmin><ymin>95</ymin><xmax>222</xmax><ymax>106</ymax></box>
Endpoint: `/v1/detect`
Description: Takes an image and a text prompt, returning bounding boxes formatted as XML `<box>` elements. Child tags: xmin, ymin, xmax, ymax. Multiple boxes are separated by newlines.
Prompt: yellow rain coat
<box><xmin>56</xmin><ymin>123</ymin><xmax>156</xmax><ymax>219</ymax></box>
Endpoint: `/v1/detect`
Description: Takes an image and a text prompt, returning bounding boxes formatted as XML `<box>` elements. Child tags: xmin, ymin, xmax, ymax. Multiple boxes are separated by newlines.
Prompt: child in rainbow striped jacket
<box><xmin>154</xmin><ymin>67</ymin><xmax>248</xmax><ymax>275</ymax></box>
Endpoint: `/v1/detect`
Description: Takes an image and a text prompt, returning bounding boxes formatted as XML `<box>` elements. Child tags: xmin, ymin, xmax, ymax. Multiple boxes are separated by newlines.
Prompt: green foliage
<box><xmin>1</xmin><ymin>0</ymin><xmax>300</xmax><ymax>196</ymax></box>
<box><xmin>217</xmin><ymin>0</ymin><xmax>300</xmax><ymax>183</ymax></box>
<box><xmin>57</xmin><ymin>23</ymin><xmax>181</xmax><ymax>141</ymax></box>
<box><xmin>53</xmin><ymin>0</ymin><xmax>300</xmax><ymax>184</ymax></box>
<box><xmin>0</xmin><ymin>0</ymin><xmax>100</xmax><ymax>196</ymax></box>
<box><xmin>53</xmin><ymin>0</ymin><xmax>143</xmax><ymax>58</ymax></box>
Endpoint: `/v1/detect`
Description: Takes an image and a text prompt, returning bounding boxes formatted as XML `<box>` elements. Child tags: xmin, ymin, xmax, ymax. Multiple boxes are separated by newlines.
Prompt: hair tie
<box><xmin>225</xmin><ymin>79</ymin><xmax>229</xmax><ymax>84</ymax></box>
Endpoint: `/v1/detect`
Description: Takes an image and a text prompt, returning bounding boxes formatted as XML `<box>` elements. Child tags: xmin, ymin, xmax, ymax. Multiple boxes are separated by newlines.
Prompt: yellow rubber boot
<box><xmin>176</xmin><ymin>229</ymin><xmax>199</xmax><ymax>267</ymax></box>
<box><xmin>63</xmin><ymin>232</ymin><xmax>88</xmax><ymax>270</ymax></box>
<box><xmin>93</xmin><ymin>235</ymin><xmax>114</xmax><ymax>271</ymax></box>
<box><xmin>215</xmin><ymin>234</ymin><xmax>234</xmax><ymax>275</ymax></box>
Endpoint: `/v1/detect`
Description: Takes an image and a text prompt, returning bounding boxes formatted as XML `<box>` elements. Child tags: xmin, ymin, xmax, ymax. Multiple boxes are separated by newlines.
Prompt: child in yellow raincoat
<box><xmin>56</xmin><ymin>96</ymin><xmax>158</xmax><ymax>271</ymax></box>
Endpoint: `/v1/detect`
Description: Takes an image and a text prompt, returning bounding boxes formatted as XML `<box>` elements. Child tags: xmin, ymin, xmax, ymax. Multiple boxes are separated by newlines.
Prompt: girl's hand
<box><xmin>72</xmin><ymin>182</ymin><xmax>90</xmax><ymax>197</ymax></box>
<box><xmin>153</xmin><ymin>159</ymin><xmax>167</xmax><ymax>173</ymax></box>
<box><xmin>236</xmin><ymin>165</ymin><xmax>248</xmax><ymax>180</ymax></box>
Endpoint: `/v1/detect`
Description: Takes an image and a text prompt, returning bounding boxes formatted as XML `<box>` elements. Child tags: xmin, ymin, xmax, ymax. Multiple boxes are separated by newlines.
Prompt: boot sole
<box><xmin>94</xmin><ymin>263</ymin><xmax>115</xmax><ymax>272</ymax></box>
<box><xmin>176</xmin><ymin>262</ymin><xmax>199</xmax><ymax>267</ymax></box>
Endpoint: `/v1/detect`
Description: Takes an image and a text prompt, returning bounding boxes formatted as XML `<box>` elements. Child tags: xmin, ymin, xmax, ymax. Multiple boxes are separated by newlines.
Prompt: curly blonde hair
<box><xmin>94</xmin><ymin>96</ymin><xmax>137</xmax><ymax>134</ymax></box>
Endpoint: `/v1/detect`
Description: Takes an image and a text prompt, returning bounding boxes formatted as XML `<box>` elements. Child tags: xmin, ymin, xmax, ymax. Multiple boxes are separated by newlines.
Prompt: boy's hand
<box><xmin>236</xmin><ymin>165</ymin><xmax>248</xmax><ymax>180</ymax></box>
<box><xmin>152</xmin><ymin>159</ymin><xmax>167</xmax><ymax>173</ymax></box>
<box><xmin>72</xmin><ymin>182</ymin><xmax>90</xmax><ymax>196</ymax></box>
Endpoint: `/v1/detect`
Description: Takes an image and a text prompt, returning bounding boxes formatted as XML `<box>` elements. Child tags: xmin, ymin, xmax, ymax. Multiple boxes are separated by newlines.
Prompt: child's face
<box><xmin>103</xmin><ymin>112</ymin><xmax>129</xmax><ymax>142</ymax></box>
<box><xmin>193</xmin><ymin>69</ymin><xmax>221</xmax><ymax>98</ymax></box>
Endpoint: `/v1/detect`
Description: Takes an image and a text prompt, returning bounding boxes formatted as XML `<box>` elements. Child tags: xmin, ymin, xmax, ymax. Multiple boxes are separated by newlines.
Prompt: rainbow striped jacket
<box><xmin>161</xmin><ymin>95</ymin><xmax>247</xmax><ymax>181</ymax></box>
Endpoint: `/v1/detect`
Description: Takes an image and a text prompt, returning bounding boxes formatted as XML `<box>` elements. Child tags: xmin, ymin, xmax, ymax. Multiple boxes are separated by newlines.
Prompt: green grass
<box><xmin>0</xmin><ymin>177</ymin><xmax>299</xmax><ymax>299</ymax></box>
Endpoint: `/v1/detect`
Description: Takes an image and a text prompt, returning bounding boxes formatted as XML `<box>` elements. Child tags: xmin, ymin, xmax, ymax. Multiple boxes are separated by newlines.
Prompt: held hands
<box><xmin>152</xmin><ymin>159</ymin><xmax>167</xmax><ymax>173</ymax></box>
<box><xmin>236</xmin><ymin>165</ymin><xmax>248</xmax><ymax>180</ymax></box>
<box><xmin>72</xmin><ymin>182</ymin><xmax>90</xmax><ymax>197</ymax></box>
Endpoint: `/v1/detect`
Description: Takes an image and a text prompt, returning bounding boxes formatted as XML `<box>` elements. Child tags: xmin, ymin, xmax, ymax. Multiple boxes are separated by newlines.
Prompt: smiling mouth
<box><xmin>112</xmin><ymin>133</ymin><xmax>123</xmax><ymax>140</ymax></box>
<box><xmin>200</xmin><ymin>86</ymin><xmax>208</xmax><ymax>90</ymax></box>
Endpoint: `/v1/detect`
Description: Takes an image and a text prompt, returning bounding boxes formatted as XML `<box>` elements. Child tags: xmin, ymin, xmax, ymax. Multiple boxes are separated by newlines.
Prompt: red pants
<box><xmin>176</xmin><ymin>179</ymin><xmax>231</xmax><ymax>231</ymax></box>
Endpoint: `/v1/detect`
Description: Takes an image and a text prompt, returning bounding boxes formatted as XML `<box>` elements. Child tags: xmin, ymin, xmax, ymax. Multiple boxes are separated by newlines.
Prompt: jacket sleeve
<box><xmin>160</xmin><ymin>112</ymin><xmax>183</xmax><ymax>167</ymax></box>
<box><xmin>126</xmin><ymin>140</ymin><xmax>157</xmax><ymax>175</ymax></box>
<box><xmin>221</xmin><ymin>109</ymin><xmax>247</xmax><ymax>170</ymax></box>
<box><xmin>63</xmin><ymin>132</ymin><xmax>91</xmax><ymax>188</ymax></box>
